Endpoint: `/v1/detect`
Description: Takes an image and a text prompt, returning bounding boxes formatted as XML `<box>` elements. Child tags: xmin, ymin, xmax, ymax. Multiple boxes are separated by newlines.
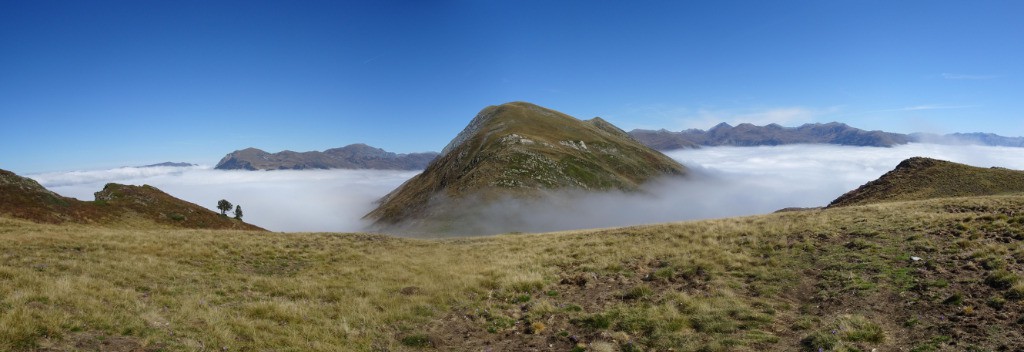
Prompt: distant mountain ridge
<box><xmin>910</xmin><ymin>132</ymin><xmax>1024</xmax><ymax>148</ymax></box>
<box><xmin>629</xmin><ymin>122</ymin><xmax>1024</xmax><ymax>150</ymax></box>
<box><xmin>629</xmin><ymin>122</ymin><xmax>912</xmax><ymax>149</ymax></box>
<box><xmin>215</xmin><ymin>143</ymin><xmax>438</xmax><ymax>170</ymax></box>
<box><xmin>141</xmin><ymin>162</ymin><xmax>196</xmax><ymax>168</ymax></box>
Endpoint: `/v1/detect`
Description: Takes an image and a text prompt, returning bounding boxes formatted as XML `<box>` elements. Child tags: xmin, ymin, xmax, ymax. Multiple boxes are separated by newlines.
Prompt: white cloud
<box><xmin>26</xmin><ymin>143</ymin><xmax>1024</xmax><ymax>235</ymax></box>
<box><xmin>30</xmin><ymin>165</ymin><xmax>208</xmax><ymax>187</ymax></box>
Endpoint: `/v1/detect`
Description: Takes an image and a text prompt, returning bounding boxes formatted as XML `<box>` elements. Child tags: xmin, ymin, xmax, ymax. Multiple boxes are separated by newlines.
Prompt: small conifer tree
<box><xmin>233</xmin><ymin>205</ymin><xmax>243</xmax><ymax>220</ymax></box>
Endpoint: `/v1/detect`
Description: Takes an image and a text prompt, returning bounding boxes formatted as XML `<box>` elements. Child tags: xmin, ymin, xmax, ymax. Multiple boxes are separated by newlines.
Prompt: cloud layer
<box><xmin>28</xmin><ymin>144</ymin><xmax>1024</xmax><ymax>234</ymax></box>
<box><xmin>32</xmin><ymin>167</ymin><xmax>418</xmax><ymax>233</ymax></box>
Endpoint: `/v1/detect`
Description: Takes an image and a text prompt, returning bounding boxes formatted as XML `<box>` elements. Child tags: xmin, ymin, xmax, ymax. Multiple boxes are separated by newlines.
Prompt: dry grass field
<box><xmin>2</xmin><ymin>194</ymin><xmax>1023</xmax><ymax>351</ymax></box>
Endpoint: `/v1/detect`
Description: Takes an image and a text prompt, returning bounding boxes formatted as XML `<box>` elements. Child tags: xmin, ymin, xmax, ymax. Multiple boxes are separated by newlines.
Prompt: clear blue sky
<box><xmin>2</xmin><ymin>0</ymin><xmax>1022</xmax><ymax>173</ymax></box>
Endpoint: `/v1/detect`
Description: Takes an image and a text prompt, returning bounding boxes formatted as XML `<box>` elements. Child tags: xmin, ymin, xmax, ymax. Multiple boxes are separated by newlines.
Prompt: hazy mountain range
<box><xmin>628</xmin><ymin>122</ymin><xmax>910</xmax><ymax>148</ymax></box>
<box><xmin>207</xmin><ymin>122</ymin><xmax>1023</xmax><ymax>172</ymax></box>
<box><xmin>215</xmin><ymin>143</ymin><xmax>438</xmax><ymax>170</ymax></box>
<box><xmin>628</xmin><ymin>122</ymin><xmax>1024</xmax><ymax>149</ymax></box>
<box><xmin>140</xmin><ymin>162</ymin><xmax>197</xmax><ymax>168</ymax></box>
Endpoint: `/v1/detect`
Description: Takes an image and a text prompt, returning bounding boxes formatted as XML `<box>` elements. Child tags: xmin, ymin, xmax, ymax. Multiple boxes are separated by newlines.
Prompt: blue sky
<box><xmin>2</xmin><ymin>0</ymin><xmax>1022</xmax><ymax>173</ymax></box>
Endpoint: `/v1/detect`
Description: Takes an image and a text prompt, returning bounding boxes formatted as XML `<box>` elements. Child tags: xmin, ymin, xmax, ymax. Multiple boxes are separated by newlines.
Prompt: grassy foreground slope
<box><xmin>2</xmin><ymin>195</ymin><xmax>1024</xmax><ymax>351</ymax></box>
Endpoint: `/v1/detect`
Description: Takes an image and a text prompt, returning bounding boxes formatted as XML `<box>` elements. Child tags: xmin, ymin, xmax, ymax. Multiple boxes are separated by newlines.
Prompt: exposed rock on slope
<box><xmin>364</xmin><ymin>102</ymin><xmax>687</xmax><ymax>230</ymax></box>
<box><xmin>0</xmin><ymin>169</ymin><xmax>263</xmax><ymax>230</ymax></box>
<box><xmin>828</xmin><ymin>157</ymin><xmax>1024</xmax><ymax>207</ymax></box>
<box><xmin>629</xmin><ymin>122</ymin><xmax>913</xmax><ymax>149</ymax></box>
<box><xmin>215</xmin><ymin>144</ymin><xmax>437</xmax><ymax>170</ymax></box>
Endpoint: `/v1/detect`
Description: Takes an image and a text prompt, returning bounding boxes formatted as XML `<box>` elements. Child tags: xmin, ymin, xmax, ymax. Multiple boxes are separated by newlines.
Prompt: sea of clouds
<box><xmin>28</xmin><ymin>143</ymin><xmax>1024</xmax><ymax>234</ymax></box>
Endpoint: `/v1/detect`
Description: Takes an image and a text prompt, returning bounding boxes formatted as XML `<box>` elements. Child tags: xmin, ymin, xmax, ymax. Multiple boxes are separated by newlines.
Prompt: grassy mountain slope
<box><xmin>0</xmin><ymin>169</ymin><xmax>262</xmax><ymax>231</ymax></box>
<box><xmin>3</xmin><ymin>194</ymin><xmax>1022</xmax><ymax>351</ymax></box>
<box><xmin>830</xmin><ymin>157</ymin><xmax>1024</xmax><ymax>207</ymax></box>
<box><xmin>0</xmin><ymin>169</ymin><xmax>78</xmax><ymax>223</ymax></box>
<box><xmin>365</xmin><ymin>102</ymin><xmax>687</xmax><ymax>229</ymax></box>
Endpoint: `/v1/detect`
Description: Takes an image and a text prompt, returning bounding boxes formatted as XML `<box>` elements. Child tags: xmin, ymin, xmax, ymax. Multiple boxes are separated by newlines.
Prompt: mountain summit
<box><xmin>364</xmin><ymin>102</ymin><xmax>687</xmax><ymax>231</ymax></box>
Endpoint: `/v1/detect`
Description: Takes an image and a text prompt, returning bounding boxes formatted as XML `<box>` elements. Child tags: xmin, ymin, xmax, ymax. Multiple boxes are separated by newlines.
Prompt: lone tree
<box><xmin>233</xmin><ymin>205</ymin><xmax>243</xmax><ymax>220</ymax></box>
<box><xmin>217</xmin><ymin>199</ymin><xmax>233</xmax><ymax>216</ymax></box>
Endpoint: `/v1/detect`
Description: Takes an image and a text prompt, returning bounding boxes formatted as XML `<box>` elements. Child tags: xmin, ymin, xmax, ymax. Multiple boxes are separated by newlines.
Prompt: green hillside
<box><xmin>365</xmin><ymin>102</ymin><xmax>686</xmax><ymax>231</ymax></box>
<box><xmin>830</xmin><ymin>157</ymin><xmax>1024</xmax><ymax>207</ymax></box>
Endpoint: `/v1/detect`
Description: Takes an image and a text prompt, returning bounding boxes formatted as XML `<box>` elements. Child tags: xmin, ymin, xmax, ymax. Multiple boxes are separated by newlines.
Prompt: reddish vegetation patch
<box><xmin>0</xmin><ymin>169</ymin><xmax>263</xmax><ymax>230</ymax></box>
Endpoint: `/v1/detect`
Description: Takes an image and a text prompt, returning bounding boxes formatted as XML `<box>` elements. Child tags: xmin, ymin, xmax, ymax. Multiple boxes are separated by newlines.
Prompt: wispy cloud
<box><xmin>941</xmin><ymin>73</ymin><xmax>998</xmax><ymax>80</ymax></box>
<box><xmin>846</xmin><ymin>104</ymin><xmax>979</xmax><ymax>116</ymax></box>
<box><xmin>898</xmin><ymin>104</ymin><xmax>977</xmax><ymax>111</ymax></box>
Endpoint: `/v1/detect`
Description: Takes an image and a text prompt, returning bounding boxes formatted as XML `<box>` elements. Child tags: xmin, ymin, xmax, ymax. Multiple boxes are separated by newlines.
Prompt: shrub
<box><xmin>575</xmin><ymin>313</ymin><xmax>612</xmax><ymax>330</ymax></box>
<box><xmin>653</xmin><ymin>267</ymin><xmax>675</xmax><ymax>281</ymax></box>
<box><xmin>839</xmin><ymin>315</ymin><xmax>884</xmax><ymax>343</ymax></box>
<box><xmin>400</xmin><ymin>334</ymin><xmax>433</xmax><ymax>348</ymax></box>
<box><xmin>1007</xmin><ymin>282</ymin><xmax>1024</xmax><ymax>300</ymax></box>
<box><xmin>527</xmin><ymin>321</ymin><xmax>546</xmax><ymax>334</ymax></box>
<box><xmin>988</xmin><ymin>296</ymin><xmax>1007</xmax><ymax>309</ymax></box>
<box><xmin>985</xmin><ymin>270</ymin><xmax>1020</xmax><ymax>290</ymax></box>
<box><xmin>979</xmin><ymin>255</ymin><xmax>1006</xmax><ymax>270</ymax></box>
<box><xmin>802</xmin><ymin>314</ymin><xmax>884</xmax><ymax>351</ymax></box>
<box><xmin>845</xmin><ymin>238</ymin><xmax>876</xmax><ymax>250</ymax></box>
<box><xmin>620</xmin><ymin>285</ymin><xmax>653</xmax><ymax>300</ymax></box>
<box><xmin>800</xmin><ymin>331</ymin><xmax>838</xmax><ymax>351</ymax></box>
<box><xmin>502</xmin><ymin>272</ymin><xmax>545</xmax><ymax>293</ymax></box>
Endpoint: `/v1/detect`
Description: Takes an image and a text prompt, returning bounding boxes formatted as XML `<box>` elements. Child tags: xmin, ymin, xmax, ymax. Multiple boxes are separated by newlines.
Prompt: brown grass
<box><xmin>2</xmin><ymin>194</ymin><xmax>1023</xmax><ymax>351</ymax></box>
